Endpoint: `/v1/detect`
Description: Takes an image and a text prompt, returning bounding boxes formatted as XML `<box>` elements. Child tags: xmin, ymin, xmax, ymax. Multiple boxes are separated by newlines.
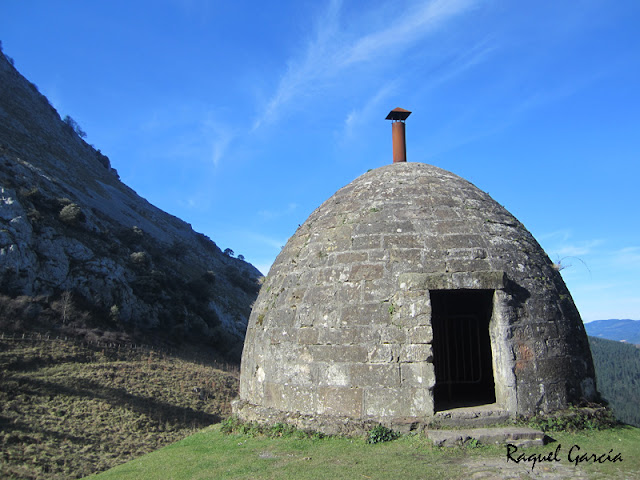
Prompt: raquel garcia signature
<box><xmin>506</xmin><ymin>443</ymin><xmax>623</xmax><ymax>471</ymax></box>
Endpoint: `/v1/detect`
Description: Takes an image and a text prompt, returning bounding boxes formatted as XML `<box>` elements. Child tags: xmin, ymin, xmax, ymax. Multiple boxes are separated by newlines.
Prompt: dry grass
<box><xmin>0</xmin><ymin>336</ymin><xmax>239</xmax><ymax>479</ymax></box>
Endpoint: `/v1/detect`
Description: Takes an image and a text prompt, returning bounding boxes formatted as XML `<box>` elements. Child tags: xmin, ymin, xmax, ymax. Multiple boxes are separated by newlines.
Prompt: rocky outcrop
<box><xmin>0</xmin><ymin>50</ymin><xmax>260</xmax><ymax>360</ymax></box>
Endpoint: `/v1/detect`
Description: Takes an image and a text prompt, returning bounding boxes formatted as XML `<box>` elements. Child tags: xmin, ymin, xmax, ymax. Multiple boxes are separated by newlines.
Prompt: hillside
<box><xmin>0</xmin><ymin>335</ymin><xmax>238</xmax><ymax>479</ymax></box>
<box><xmin>589</xmin><ymin>336</ymin><xmax>640</xmax><ymax>427</ymax></box>
<box><xmin>0</xmin><ymin>48</ymin><xmax>260</xmax><ymax>360</ymax></box>
<box><xmin>585</xmin><ymin>319</ymin><xmax>640</xmax><ymax>344</ymax></box>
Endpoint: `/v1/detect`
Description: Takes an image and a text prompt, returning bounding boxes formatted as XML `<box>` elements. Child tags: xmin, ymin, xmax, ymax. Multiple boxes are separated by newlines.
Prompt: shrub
<box><xmin>129</xmin><ymin>251</ymin><xmax>149</xmax><ymax>268</ymax></box>
<box><xmin>220</xmin><ymin>416</ymin><xmax>241</xmax><ymax>435</ymax></box>
<box><xmin>63</xmin><ymin>115</ymin><xmax>87</xmax><ymax>139</ymax></box>
<box><xmin>525</xmin><ymin>405</ymin><xmax>618</xmax><ymax>432</ymax></box>
<box><xmin>367</xmin><ymin>424</ymin><xmax>399</xmax><ymax>444</ymax></box>
<box><xmin>59</xmin><ymin>203</ymin><xmax>86</xmax><ymax>225</ymax></box>
<box><xmin>267</xmin><ymin>422</ymin><xmax>296</xmax><ymax>438</ymax></box>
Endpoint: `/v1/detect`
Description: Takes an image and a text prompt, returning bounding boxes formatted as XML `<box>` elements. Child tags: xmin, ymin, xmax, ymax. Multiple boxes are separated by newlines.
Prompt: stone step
<box><xmin>426</xmin><ymin>426</ymin><xmax>546</xmax><ymax>448</ymax></box>
<box><xmin>433</xmin><ymin>404</ymin><xmax>511</xmax><ymax>427</ymax></box>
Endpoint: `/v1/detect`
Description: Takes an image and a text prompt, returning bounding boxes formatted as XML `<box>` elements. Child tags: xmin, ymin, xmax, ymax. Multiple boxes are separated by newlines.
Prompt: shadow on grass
<box><xmin>10</xmin><ymin>375</ymin><xmax>221</xmax><ymax>427</ymax></box>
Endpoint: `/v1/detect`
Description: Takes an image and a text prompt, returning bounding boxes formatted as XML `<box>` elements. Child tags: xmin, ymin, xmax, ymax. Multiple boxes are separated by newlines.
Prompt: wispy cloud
<box><xmin>258</xmin><ymin>202</ymin><xmax>298</xmax><ymax>221</ymax></box>
<box><xmin>342</xmin><ymin>82</ymin><xmax>397</xmax><ymax>138</ymax></box>
<box><xmin>247</xmin><ymin>232</ymin><xmax>288</xmax><ymax>251</ymax></box>
<box><xmin>613</xmin><ymin>246</ymin><xmax>640</xmax><ymax>268</ymax></box>
<box><xmin>553</xmin><ymin>239</ymin><xmax>603</xmax><ymax>258</ymax></box>
<box><xmin>203</xmin><ymin>116</ymin><xmax>235</xmax><ymax>168</ymax></box>
<box><xmin>252</xmin><ymin>0</ymin><xmax>478</xmax><ymax>130</ymax></box>
<box><xmin>337</xmin><ymin>0</ymin><xmax>477</xmax><ymax>68</ymax></box>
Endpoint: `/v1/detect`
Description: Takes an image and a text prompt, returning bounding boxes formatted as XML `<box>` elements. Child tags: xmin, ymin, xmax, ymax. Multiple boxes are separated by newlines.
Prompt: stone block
<box><xmin>544</xmin><ymin>337</ymin><xmax>568</xmax><ymax>357</ymax></box>
<box><xmin>295</xmin><ymin>305</ymin><xmax>315</xmax><ymax>327</ymax></box>
<box><xmin>364</xmin><ymin>386</ymin><xmax>433</xmax><ymax>417</ymax></box>
<box><xmin>264</xmin><ymin>382</ymin><xmax>285</xmax><ymax>409</ymax></box>
<box><xmin>316</xmin><ymin>267</ymin><xmax>346</xmax><ymax>284</ymax></box>
<box><xmin>330</xmin><ymin>251</ymin><xmax>369</xmax><ymax>265</ymax></box>
<box><xmin>380</xmin><ymin>326</ymin><xmax>406</xmax><ymax>344</ymax></box>
<box><xmin>398</xmin><ymin>273</ymin><xmax>429</xmax><ymax>291</ymax></box>
<box><xmin>368</xmin><ymin>344</ymin><xmax>394</xmax><ymax>363</ymax></box>
<box><xmin>297</xmin><ymin>327</ymin><xmax>319</xmax><ymax>345</ymax></box>
<box><xmin>317</xmin><ymin>386</ymin><xmax>363</xmax><ymax>417</ymax></box>
<box><xmin>437</xmin><ymin>234</ymin><xmax>484</xmax><ymax>249</ymax></box>
<box><xmin>432</xmin><ymin>206</ymin><xmax>458</xmax><ymax>220</ymax></box>
<box><xmin>318</xmin><ymin>326</ymin><xmax>380</xmax><ymax>345</ymax></box>
<box><xmin>362</xmin><ymin>280</ymin><xmax>393</xmax><ymax>303</ymax></box>
<box><xmin>308</xmin><ymin>345</ymin><xmax>368</xmax><ymax>363</ymax></box>
<box><xmin>350</xmin><ymin>363</ymin><xmax>400</xmax><ymax>387</ymax></box>
<box><xmin>303</xmin><ymin>285</ymin><xmax>337</xmax><ymax>305</ymax></box>
<box><xmin>445</xmin><ymin>248</ymin><xmax>488</xmax><ymax>260</ymax></box>
<box><xmin>408</xmin><ymin>325</ymin><xmax>433</xmax><ymax>344</ymax></box>
<box><xmin>323</xmin><ymin>225</ymin><xmax>354</xmax><ymax>252</ymax></box>
<box><xmin>445</xmin><ymin>259</ymin><xmax>492</xmax><ymax>273</ymax></box>
<box><xmin>418</xmin><ymin>271</ymin><xmax>507</xmax><ymax>290</ymax></box>
<box><xmin>389</xmin><ymin>248</ymin><xmax>422</xmax><ymax>264</ymax></box>
<box><xmin>335</xmin><ymin>282</ymin><xmax>361</xmax><ymax>304</ymax></box>
<box><xmin>349</xmin><ymin>264</ymin><xmax>384</xmax><ymax>281</ymax></box>
<box><xmin>367</xmin><ymin>249</ymin><xmax>389</xmax><ymax>262</ymax></box>
<box><xmin>431</xmin><ymin>220</ymin><xmax>471</xmax><ymax>234</ymax></box>
<box><xmin>274</xmin><ymin>361</ymin><xmax>314</xmax><ymax>386</ymax></box>
<box><xmin>399</xmin><ymin>344</ymin><xmax>433</xmax><ymax>363</ymax></box>
<box><xmin>316</xmin><ymin>362</ymin><xmax>351</xmax><ymax>386</ymax></box>
<box><xmin>352</xmin><ymin>235</ymin><xmax>381</xmax><ymax>250</ymax></box>
<box><xmin>383</xmin><ymin>234</ymin><xmax>423</xmax><ymax>249</ymax></box>
<box><xmin>535</xmin><ymin>356</ymin><xmax>572</xmax><ymax>382</ymax></box>
<box><xmin>286</xmin><ymin>287</ymin><xmax>306</xmax><ymax>308</ymax></box>
<box><xmin>283</xmin><ymin>384</ymin><xmax>317</xmax><ymax>414</ymax></box>
<box><xmin>401</xmin><ymin>362</ymin><xmax>436</xmax><ymax>388</ymax></box>
<box><xmin>341</xmin><ymin>302</ymin><xmax>390</xmax><ymax>326</ymax></box>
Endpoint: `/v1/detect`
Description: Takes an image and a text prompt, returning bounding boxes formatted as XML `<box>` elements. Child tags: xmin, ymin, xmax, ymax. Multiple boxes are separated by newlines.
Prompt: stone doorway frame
<box><xmin>398</xmin><ymin>271</ymin><xmax>518</xmax><ymax>417</ymax></box>
<box><xmin>430</xmin><ymin>288</ymin><xmax>496</xmax><ymax>411</ymax></box>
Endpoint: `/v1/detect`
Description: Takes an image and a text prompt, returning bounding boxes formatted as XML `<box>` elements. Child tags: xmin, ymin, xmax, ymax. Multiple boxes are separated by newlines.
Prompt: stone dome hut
<box><xmin>234</xmin><ymin>162</ymin><xmax>597</xmax><ymax>433</ymax></box>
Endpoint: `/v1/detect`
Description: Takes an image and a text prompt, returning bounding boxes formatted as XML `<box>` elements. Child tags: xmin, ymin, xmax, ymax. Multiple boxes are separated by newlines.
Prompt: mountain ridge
<box><xmin>585</xmin><ymin>319</ymin><xmax>640</xmax><ymax>345</ymax></box>
<box><xmin>0</xmin><ymin>48</ymin><xmax>260</xmax><ymax>360</ymax></box>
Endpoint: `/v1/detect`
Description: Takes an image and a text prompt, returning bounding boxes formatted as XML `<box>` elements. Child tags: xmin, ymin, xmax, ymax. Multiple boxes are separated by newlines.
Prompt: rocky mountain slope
<box><xmin>0</xmin><ymin>49</ymin><xmax>261</xmax><ymax>360</ymax></box>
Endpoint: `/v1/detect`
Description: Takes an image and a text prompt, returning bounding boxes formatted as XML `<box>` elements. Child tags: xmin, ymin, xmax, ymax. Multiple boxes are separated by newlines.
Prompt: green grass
<box><xmin>92</xmin><ymin>424</ymin><xmax>640</xmax><ymax>480</ymax></box>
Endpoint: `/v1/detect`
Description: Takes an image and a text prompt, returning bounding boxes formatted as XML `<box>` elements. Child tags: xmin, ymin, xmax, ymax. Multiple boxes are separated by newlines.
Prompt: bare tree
<box><xmin>60</xmin><ymin>290</ymin><xmax>73</xmax><ymax>324</ymax></box>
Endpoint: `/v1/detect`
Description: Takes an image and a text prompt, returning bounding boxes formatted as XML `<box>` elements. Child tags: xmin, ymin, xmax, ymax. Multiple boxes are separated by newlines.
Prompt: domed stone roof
<box><xmin>235</xmin><ymin>162</ymin><xmax>597</xmax><ymax>433</ymax></box>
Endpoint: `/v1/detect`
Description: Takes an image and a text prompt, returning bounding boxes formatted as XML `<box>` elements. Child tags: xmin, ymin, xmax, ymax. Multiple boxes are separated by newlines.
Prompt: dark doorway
<box><xmin>431</xmin><ymin>289</ymin><xmax>496</xmax><ymax>411</ymax></box>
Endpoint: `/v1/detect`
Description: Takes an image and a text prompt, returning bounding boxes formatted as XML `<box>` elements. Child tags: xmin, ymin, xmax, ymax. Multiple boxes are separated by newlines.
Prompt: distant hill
<box><xmin>589</xmin><ymin>336</ymin><xmax>640</xmax><ymax>427</ymax></box>
<box><xmin>585</xmin><ymin>319</ymin><xmax>640</xmax><ymax>344</ymax></box>
<box><xmin>0</xmin><ymin>47</ymin><xmax>260</xmax><ymax>361</ymax></box>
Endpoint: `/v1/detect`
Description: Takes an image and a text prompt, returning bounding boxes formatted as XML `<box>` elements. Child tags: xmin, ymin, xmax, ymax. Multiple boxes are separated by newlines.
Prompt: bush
<box><xmin>63</xmin><ymin>115</ymin><xmax>87</xmax><ymax>139</ymax></box>
<box><xmin>525</xmin><ymin>405</ymin><xmax>618</xmax><ymax>432</ymax></box>
<box><xmin>59</xmin><ymin>203</ymin><xmax>86</xmax><ymax>225</ymax></box>
<box><xmin>267</xmin><ymin>422</ymin><xmax>296</xmax><ymax>438</ymax></box>
<box><xmin>367</xmin><ymin>424</ymin><xmax>399</xmax><ymax>444</ymax></box>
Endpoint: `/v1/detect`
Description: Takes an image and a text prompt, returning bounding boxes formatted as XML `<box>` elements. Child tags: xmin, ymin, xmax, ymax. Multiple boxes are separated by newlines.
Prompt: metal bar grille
<box><xmin>435</xmin><ymin>314</ymin><xmax>483</xmax><ymax>386</ymax></box>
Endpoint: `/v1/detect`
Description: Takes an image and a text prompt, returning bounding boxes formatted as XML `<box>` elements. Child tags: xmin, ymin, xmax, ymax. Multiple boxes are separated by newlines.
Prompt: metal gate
<box><xmin>434</xmin><ymin>313</ymin><xmax>484</xmax><ymax>387</ymax></box>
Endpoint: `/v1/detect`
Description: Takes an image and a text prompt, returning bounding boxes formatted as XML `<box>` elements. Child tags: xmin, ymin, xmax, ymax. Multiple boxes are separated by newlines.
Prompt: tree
<box><xmin>223</xmin><ymin>248</ymin><xmax>234</xmax><ymax>257</ymax></box>
<box><xmin>63</xmin><ymin>115</ymin><xmax>87</xmax><ymax>139</ymax></box>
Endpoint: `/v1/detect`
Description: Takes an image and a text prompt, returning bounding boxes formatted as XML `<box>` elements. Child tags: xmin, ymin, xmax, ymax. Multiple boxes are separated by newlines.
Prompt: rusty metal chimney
<box><xmin>386</xmin><ymin>107</ymin><xmax>411</xmax><ymax>163</ymax></box>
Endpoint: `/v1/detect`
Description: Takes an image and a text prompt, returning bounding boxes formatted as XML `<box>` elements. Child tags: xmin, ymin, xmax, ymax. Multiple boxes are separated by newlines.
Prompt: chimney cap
<box><xmin>386</xmin><ymin>107</ymin><xmax>411</xmax><ymax>121</ymax></box>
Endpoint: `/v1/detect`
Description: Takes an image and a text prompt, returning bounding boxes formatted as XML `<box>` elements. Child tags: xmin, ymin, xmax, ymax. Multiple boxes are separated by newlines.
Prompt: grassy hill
<box><xmin>0</xmin><ymin>335</ymin><xmax>238</xmax><ymax>479</ymax></box>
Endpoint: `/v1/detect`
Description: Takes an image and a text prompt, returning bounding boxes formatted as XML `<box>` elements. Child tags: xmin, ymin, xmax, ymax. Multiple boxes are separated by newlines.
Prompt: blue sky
<box><xmin>1</xmin><ymin>0</ymin><xmax>639</xmax><ymax>322</ymax></box>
